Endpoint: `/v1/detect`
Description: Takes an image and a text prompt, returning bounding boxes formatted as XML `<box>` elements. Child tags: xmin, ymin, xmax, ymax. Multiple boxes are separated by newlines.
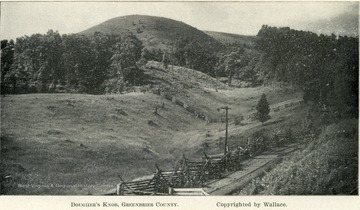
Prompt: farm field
<box><xmin>1</xmin><ymin>83</ymin><xmax>304</xmax><ymax>195</ymax></box>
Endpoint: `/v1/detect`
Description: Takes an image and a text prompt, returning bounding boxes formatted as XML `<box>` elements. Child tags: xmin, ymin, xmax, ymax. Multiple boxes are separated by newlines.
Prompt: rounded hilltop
<box><xmin>80</xmin><ymin>14</ymin><xmax>223</xmax><ymax>51</ymax></box>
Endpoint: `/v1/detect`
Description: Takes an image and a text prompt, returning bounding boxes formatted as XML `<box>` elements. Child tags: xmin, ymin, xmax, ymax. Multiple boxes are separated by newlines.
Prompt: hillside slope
<box><xmin>204</xmin><ymin>31</ymin><xmax>258</xmax><ymax>47</ymax></box>
<box><xmin>143</xmin><ymin>61</ymin><xmax>228</xmax><ymax>120</ymax></box>
<box><xmin>80</xmin><ymin>15</ymin><xmax>223</xmax><ymax>51</ymax></box>
<box><xmin>0</xmin><ymin>93</ymin><xmax>206</xmax><ymax>195</ymax></box>
<box><xmin>1</xmin><ymin>63</ymin><xmax>304</xmax><ymax>195</ymax></box>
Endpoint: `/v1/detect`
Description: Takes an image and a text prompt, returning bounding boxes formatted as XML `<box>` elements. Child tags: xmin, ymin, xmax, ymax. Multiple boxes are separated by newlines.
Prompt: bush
<box><xmin>234</xmin><ymin>116</ymin><xmax>243</xmax><ymax>125</ymax></box>
<box><xmin>104</xmin><ymin>78</ymin><xmax>124</xmax><ymax>94</ymax></box>
<box><xmin>256</xmin><ymin>94</ymin><xmax>271</xmax><ymax>125</ymax></box>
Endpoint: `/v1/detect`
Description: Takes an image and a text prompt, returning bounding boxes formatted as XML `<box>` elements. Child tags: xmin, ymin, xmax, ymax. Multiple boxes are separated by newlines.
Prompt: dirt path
<box><xmin>203</xmin><ymin>143</ymin><xmax>300</xmax><ymax>195</ymax></box>
<box><xmin>102</xmin><ymin>143</ymin><xmax>300</xmax><ymax>195</ymax></box>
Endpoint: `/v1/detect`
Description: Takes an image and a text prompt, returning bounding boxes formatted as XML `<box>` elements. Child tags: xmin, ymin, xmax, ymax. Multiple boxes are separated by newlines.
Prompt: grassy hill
<box><xmin>80</xmin><ymin>15</ymin><xmax>223</xmax><ymax>51</ymax></box>
<box><xmin>143</xmin><ymin>61</ymin><xmax>302</xmax><ymax>124</ymax></box>
<box><xmin>1</xmin><ymin>93</ymin><xmax>206</xmax><ymax>195</ymax></box>
<box><xmin>203</xmin><ymin>31</ymin><xmax>258</xmax><ymax>47</ymax></box>
<box><xmin>1</xmin><ymin>63</ymin><xmax>304</xmax><ymax>195</ymax></box>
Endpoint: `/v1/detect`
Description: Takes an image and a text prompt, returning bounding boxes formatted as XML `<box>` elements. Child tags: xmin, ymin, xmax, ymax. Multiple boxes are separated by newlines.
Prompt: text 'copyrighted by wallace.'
<box><xmin>69</xmin><ymin>201</ymin><xmax>289</xmax><ymax>208</ymax></box>
<box><xmin>216</xmin><ymin>202</ymin><xmax>287</xmax><ymax>208</ymax></box>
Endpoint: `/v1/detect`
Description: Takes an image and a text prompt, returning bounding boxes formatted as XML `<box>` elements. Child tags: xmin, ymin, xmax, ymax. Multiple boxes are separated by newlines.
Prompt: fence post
<box><xmin>168</xmin><ymin>187</ymin><xmax>174</xmax><ymax>195</ymax></box>
<box><xmin>116</xmin><ymin>182</ymin><xmax>124</xmax><ymax>195</ymax></box>
<box><xmin>154</xmin><ymin>164</ymin><xmax>162</xmax><ymax>194</ymax></box>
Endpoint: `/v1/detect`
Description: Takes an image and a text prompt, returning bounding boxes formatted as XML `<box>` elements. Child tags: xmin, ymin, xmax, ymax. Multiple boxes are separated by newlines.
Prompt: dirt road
<box><xmin>204</xmin><ymin>143</ymin><xmax>300</xmax><ymax>195</ymax></box>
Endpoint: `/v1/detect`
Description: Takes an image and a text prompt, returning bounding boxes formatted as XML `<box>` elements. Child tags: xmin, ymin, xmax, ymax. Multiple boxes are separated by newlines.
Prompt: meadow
<box><xmin>1</xmin><ymin>84</ymin><xmax>303</xmax><ymax>194</ymax></box>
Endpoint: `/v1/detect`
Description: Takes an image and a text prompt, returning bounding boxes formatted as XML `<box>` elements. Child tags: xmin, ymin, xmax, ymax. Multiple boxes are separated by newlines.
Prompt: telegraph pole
<box><xmin>220</xmin><ymin>106</ymin><xmax>231</xmax><ymax>155</ymax></box>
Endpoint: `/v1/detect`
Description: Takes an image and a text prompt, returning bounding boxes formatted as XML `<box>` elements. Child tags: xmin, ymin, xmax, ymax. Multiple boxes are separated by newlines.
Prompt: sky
<box><xmin>1</xmin><ymin>1</ymin><xmax>358</xmax><ymax>40</ymax></box>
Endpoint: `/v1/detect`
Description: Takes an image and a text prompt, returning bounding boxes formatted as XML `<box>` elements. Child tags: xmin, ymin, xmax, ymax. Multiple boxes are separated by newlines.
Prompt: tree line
<box><xmin>1</xmin><ymin>30</ymin><xmax>225</xmax><ymax>94</ymax></box>
<box><xmin>255</xmin><ymin>25</ymin><xmax>358</xmax><ymax>119</ymax></box>
<box><xmin>0</xmin><ymin>31</ymin><xmax>248</xmax><ymax>94</ymax></box>
<box><xmin>164</xmin><ymin>37</ymin><xmax>260</xmax><ymax>85</ymax></box>
<box><xmin>1</xmin><ymin>30</ymin><xmax>145</xmax><ymax>94</ymax></box>
<box><xmin>1</xmin><ymin>26</ymin><xmax>358</xmax><ymax>119</ymax></box>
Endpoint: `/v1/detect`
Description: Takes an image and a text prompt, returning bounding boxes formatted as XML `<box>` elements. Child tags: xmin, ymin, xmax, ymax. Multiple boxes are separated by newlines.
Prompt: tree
<box><xmin>216</xmin><ymin>47</ymin><xmax>245</xmax><ymax>85</ymax></box>
<box><xmin>1</xmin><ymin>39</ymin><xmax>14</xmax><ymax>94</ymax></box>
<box><xmin>172</xmin><ymin>37</ymin><xmax>217</xmax><ymax>75</ymax></box>
<box><xmin>9</xmin><ymin>34</ymin><xmax>44</xmax><ymax>93</ymax></box>
<box><xmin>37</xmin><ymin>30</ymin><xmax>64</xmax><ymax>92</ymax></box>
<box><xmin>256</xmin><ymin>94</ymin><xmax>271</xmax><ymax>125</ymax></box>
<box><xmin>89</xmin><ymin>32</ymin><xmax>116</xmax><ymax>93</ymax></box>
<box><xmin>62</xmin><ymin>34</ymin><xmax>94</xmax><ymax>93</ymax></box>
<box><xmin>110</xmin><ymin>35</ymin><xmax>143</xmax><ymax>86</ymax></box>
<box><xmin>62</xmin><ymin>32</ymin><xmax>118</xmax><ymax>94</ymax></box>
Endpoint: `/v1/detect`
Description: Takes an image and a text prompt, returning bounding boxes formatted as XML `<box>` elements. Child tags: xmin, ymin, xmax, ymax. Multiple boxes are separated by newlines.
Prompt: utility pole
<box><xmin>220</xmin><ymin>106</ymin><xmax>231</xmax><ymax>155</ymax></box>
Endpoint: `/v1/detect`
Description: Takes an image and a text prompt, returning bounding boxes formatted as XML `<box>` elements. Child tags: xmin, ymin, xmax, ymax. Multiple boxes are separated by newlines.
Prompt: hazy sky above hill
<box><xmin>1</xmin><ymin>1</ymin><xmax>358</xmax><ymax>40</ymax></box>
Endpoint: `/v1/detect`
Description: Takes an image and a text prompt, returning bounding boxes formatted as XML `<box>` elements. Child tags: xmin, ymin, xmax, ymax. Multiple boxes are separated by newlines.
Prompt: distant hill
<box><xmin>203</xmin><ymin>31</ymin><xmax>258</xmax><ymax>47</ymax></box>
<box><xmin>301</xmin><ymin>10</ymin><xmax>359</xmax><ymax>37</ymax></box>
<box><xmin>80</xmin><ymin>15</ymin><xmax>223</xmax><ymax>51</ymax></box>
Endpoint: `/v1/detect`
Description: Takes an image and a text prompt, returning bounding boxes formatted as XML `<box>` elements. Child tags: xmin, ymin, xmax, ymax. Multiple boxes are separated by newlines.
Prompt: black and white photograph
<box><xmin>0</xmin><ymin>0</ymin><xmax>358</xmax><ymax>204</ymax></box>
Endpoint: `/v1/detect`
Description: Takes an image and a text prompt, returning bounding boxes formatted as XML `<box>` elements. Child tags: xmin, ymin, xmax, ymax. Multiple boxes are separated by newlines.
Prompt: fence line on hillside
<box><xmin>159</xmin><ymin>91</ymin><xmax>208</xmax><ymax>121</ymax></box>
<box><xmin>117</xmin><ymin>84</ymin><xmax>303</xmax><ymax>124</ymax></box>
<box><xmin>117</xmin><ymin>60</ymin><xmax>304</xmax><ymax>124</ymax></box>
<box><xmin>145</xmin><ymin>61</ymin><xmax>227</xmax><ymax>89</ymax></box>
<box><xmin>115</xmin><ymin>129</ymin><xmax>295</xmax><ymax>195</ymax></box>
<box><xmin>157</xmin><ymin>89</ymin><xmax>304</xmax><ymax>124</ymax></box>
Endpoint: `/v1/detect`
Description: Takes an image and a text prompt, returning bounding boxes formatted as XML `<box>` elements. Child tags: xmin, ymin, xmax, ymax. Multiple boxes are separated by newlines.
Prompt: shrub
<box><xmin>256</xmin><ymin>94</ymin><xmax>271</xmax><ymax>125</ymax></box>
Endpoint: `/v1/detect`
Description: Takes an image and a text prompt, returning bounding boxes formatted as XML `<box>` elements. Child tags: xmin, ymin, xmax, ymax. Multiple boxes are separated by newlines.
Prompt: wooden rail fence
<box><xmin>158</xmin><ymin>89</ymin><xmax>304</xmax><ymax>124</ymax></box>
<box><xmin>117</xmin><ymin>81</ymin><xmax>303</xmax><ymax>125</ymax></box>
<box><xmin>115</xmin><ymin>129</ymin><xmax>294</xmax><ymax>195</ymax></box>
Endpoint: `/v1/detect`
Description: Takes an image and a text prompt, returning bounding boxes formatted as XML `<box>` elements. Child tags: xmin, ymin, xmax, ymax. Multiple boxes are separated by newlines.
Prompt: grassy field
<box><xmin>1</xmin><ymin>93</ymin><xmax>206</xmax><ymax>194</ymax></box>
<box><xmin>1</xmin><ymin>65</ymin><xmax>304</xmax><ymax>195</ymax></box>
